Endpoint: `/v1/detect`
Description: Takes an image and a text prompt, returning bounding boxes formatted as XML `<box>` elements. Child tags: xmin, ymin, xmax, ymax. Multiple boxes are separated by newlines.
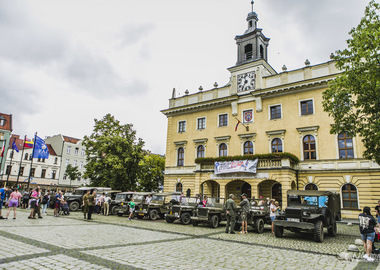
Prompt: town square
<box><xmin>0</xmin><ymin>0</ymin><xmax>380</xmax><ymax>269</ymax></box>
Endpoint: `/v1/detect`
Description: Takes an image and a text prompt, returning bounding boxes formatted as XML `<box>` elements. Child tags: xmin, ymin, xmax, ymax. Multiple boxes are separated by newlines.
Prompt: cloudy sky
<box><xmin>0</xmin><ymin>0</ymin><xmax>368</xmax><ymax>155</ymax></box>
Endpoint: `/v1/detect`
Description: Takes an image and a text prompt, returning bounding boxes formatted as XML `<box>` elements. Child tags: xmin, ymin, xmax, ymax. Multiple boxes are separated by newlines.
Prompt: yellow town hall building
<box><xmin>161</xmin><ymin>5</ymin><xmax>380</xmax><ymax>218</ymax></box>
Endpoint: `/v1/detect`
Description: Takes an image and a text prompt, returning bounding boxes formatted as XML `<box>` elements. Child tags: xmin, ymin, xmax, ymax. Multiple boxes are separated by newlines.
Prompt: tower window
<box><xmin>260</xmin><ymin>45</ymin><xmax>264</xmax><ymax>59</ymax></box>
<box><xmin>244</xmin><ymin>44</ymin><xmax>253</xmax><ymax>60</ymax></box>
<box><xmin>249</xmin><ymin>21</ymin><xmax>253</xmax><ymax>28</ymax></box>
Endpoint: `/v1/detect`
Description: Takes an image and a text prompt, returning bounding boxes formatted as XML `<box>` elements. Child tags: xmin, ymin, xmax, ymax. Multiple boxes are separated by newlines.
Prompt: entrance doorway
<box><xmin>271</xmin><ymin>183</ymin><xmax>282</xmax><ymax>205</ymax></box>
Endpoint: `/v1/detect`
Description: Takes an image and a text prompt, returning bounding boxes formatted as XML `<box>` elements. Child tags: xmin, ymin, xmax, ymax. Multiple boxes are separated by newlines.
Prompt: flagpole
<box><xmin>16</xmin><ymin>135</ymin><xmax>26</xmax><ymax>187</ymax></box>
<box><xmin>5</xmin><ymin>138</ymin><xmax>16</xmax><ymax>186</ymax></box>
<box><xmin>27</xmin><ymin>132</ymin><xmax>37</xmax><ymax>190</ymax></box>
<box><xmin>234</xmin><ymin>116</ymin><xmax>249</xmax><ymax>131</ymax></box>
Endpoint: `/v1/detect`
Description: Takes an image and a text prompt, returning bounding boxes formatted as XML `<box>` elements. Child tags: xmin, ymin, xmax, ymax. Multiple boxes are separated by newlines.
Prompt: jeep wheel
<box><xmin>165</xmin><ymin>216</ymin><xmax>175</xmax><ymax>223</ymax></box>
<box><xmin>111</xmin><ymin>206</ymin><xmax>118</xmax><ymax>215</ymax></box>
<box><xmin>149</xmin><ymin>210</ymin><xmax>159</xmax><ymax>220</ymax></box>
<box><xmin>255</xmin><ymin>218</ymin><xmax>265</xmax><ymax>234</ymax></box>
<box><xmin>314</xmin><ymin>220</ymin><xmax>324</xmax><ymax>242</ymax></box>
<box><xmin>69</xmin><ymin>201</ymin><xmax>80</xmax><ymax>212</ymax></box>
<box><xmin>181</xmin><ymin>213</ymin><xmax>191</xmax><ymax>225</ymax></box>
<box><xmin>328</xmin><ymin>221</ymin><xmax>337</xmax><ymax>237</ymax></box>
<box><xmin>210</xmin><ymin>215</ymin><xmax>220</xmax><ymax>228</ymax></box>
<box><xmin>137</xmin><ymin>215</ymin><xmax>144</xmax><ymax>220</ymax></box>
<box><xmin>117</xmin><ymin>212</ymin><xmax>123</xmax><ymax>217</ymax></box>
<box><xmin>274</xmin><ymin>225</ymin><xmax>284</xmax><ymax>238</ymax></box>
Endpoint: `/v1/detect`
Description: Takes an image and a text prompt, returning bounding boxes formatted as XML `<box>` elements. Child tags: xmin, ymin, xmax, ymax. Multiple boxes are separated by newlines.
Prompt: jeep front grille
<box><xmin>285</xmin><ymin>208</ymin><xmax>302</xmax><ymax>218</ymax></box>
<box><xmin>172</xmin><ymin>206</ymin><xmax>180</xmax><ymax>213</ymax></box>
<box><xmin>198</xmin><ymin>208</ymin><xmax>208</xmax><ymax>217</ymax></box>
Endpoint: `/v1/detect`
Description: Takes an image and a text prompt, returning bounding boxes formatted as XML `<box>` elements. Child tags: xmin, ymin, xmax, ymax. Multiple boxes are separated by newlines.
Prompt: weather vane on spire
<box><xmin>251</xmin><ymin>1</ymin><xmax>254</xmax><ymax>12</ymax></box>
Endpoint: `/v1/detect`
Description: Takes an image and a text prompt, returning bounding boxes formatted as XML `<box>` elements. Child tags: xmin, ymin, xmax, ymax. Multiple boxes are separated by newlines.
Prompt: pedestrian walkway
<box><xmin>0</xmin><ymin>210</ymin><xmax>376</xmax><ymax>269</ymax></box>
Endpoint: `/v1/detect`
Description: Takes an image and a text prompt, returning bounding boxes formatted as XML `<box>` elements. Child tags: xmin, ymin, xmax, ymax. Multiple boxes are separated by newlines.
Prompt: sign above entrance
<box><xmin>214</xmin><ymin>159</ymin><xmax>258</xmax><ymax>175</ymax></box>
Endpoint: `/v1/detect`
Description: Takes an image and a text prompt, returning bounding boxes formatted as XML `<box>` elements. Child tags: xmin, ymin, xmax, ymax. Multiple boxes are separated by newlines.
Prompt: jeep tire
<box><xmin>274</xmin><ymin>225</ymin><xmax>284</xmax><ymax>238</ymax></box>
<box><xmin>255</xmin><ymin>218</ymin><xmax>265</xmax><ymax>234</ymax></box>
<box><xmin>117</xmin><ymin>212</ymin><xmax>123</xmax><ymax>217</ymax></box>
<box><xmin>314</xmin><ymin>220</ymin><xmax>324</xmax><ymax>242</ymax></box>
<box><xmin>69</xmin><ymin>201</ymin><xmax>80</xmax><ymax>212</ymax></box>
<box><xmin>181</xmin><ymin>212</ymin><xmax>191</xmax><ymax>225</ymax></box>
<box><xmin>149</xmin><ymin>209</ymin><xmax>159</xmax><ymax>220</ymax></box>
<box><xmin>328</xmin><ymin>220</ymin><xmax>337</xmax><ymax>237</ymax></box>
<box><xmin>165</xmin><ymin>216</ymin><xmax>175</xmax><ymax>223</ymax></box>
<box><xmin>210</xmin><ymin>215</ymin><xmax>220</xmax><ymax>228</ymax></box>
<box><xmin>137</xmin><ymin>215</ymin><xmax>144</xmax><ymax>219</ymax></box>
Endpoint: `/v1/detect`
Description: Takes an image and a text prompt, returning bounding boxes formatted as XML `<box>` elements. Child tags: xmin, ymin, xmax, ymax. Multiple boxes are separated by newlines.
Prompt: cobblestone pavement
<box><xmin>0</xmin><ymin>209</ymin><xmax>378</xmax><ymax>269</ymax></box>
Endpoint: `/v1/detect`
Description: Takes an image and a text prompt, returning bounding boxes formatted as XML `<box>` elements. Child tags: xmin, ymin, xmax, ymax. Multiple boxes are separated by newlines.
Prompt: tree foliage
<box><xmin>83</xmin><ymin>114</ymin><xmax>145</xmax><ymax>190</ymax></box>
<box><xmin>322</xmin><ymin>0</ymin><xmax>380</xmax><ymax>163</ymax></box>
<box><xmin>65</xmin><ymin>164</ymin><xmax>81</xmax><ymax>181</ymax></box>
<box><xmin>137</xmin><ymin>153</ymin><xmax>165</xmax><ymax>192</ymax></box>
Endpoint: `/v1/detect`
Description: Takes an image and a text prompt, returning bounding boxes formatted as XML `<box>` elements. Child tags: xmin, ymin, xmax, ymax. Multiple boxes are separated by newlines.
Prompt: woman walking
<box><xmin>359</xmin><ymin>206</ymin><xmax>377</xmax><ymax>262</ymax></box>
<box><xmin>5</xmin><ymin>188</ymin><xmax>22</xmax><ymax>219</ymax></box>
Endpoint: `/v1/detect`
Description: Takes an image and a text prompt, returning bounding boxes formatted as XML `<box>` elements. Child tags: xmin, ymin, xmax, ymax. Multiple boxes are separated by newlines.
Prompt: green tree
<box><xmin>83</xmin><ymin>114</ymin><xmax>145</xmax><ymax>190</ymax></box>
<box><xmin>65</xmin><ymin>164</ymin><xmax>81</xmax><ymax>182</ymax></box>
<box><xmin>137</xmin><ymin>153</ymin><xmax>165</xmax><ymax>192</ymax></box>
<box><xmin>322</xmin><ymin>0</ymin><xmax>380</xmax><ymax>163</ymax></box>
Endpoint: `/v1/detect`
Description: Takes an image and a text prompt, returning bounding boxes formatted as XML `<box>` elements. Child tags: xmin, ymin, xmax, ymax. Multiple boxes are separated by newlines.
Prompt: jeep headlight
<box><xmin>303</xmin><ymin>211</ymin><xmax>310</xmax><ymax>217</ymax></box>
<box><xmin>121</xmin><ymin>203</ymin><xmax>123</xmax><ymax>206</ymax></box>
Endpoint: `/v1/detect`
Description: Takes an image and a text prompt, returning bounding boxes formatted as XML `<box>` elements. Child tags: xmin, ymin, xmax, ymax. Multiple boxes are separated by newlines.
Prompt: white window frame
<box><xmin>270</xmin><ymin>138</ymin><xmax>283</xmax><ymax>153</ymax></box>
<box><xmin>67</xmin><ymin>146</ymin><xmax>71</xmax><ymax>154</ymax></box>
<box><xmin>299</xmin><ymin>98</ymin><xmax>315</xmax><ymax>116</ymax></box>
<box><xmin>242</xmin><ymin>140</ymin><xmax>254</xmax><ymax>155</ymax></box>
<box><xmin>340</xmin><ymin>183</ymin><xmax>360</xmax><ymax>209</ymax></box>
<box><xmin>218</xmin><ymin>113</ymin><xmax>228</xmax><ymax>127</ymax></box>
<box><xmin>335</xmin><ymin>133</ymin><xmax>357</xmax><ymax>159</ymax></box>
<box><xmin>178</xmin><ymin>120</ymin><xmax>187</xmax><ymax>133</ymax></box>
<box><xmin>242</xmin><ymin>109</ymin><xmax>254</xmax><ymax>124</ymax></box>
<box><xmin>196</xmin><ymin>117</ymin><xmax>206</xmax><ymax>130</ymax></box>
<box><xmin>177</xmin><ymin>147</ymin><xmax>185</xmax><ymax>166</ymax></box>
<box><xmin>196</xmin><ymin>144</ymin><xmax>206</xmax><ymax>158</ymax></box>
<box><xmin>268</xmin><ymin>104</ymin><xmax>282</xmax><ymax>120</ymax></box>
<box><xmin>302</xmin><ymin>134</ymin><xmax>317</xmax><ymax>161</ymax></box>
<box><xmin>218</xmin><ymin>143</ymin><xmax>228</xmax><ymax>157</ymax></box>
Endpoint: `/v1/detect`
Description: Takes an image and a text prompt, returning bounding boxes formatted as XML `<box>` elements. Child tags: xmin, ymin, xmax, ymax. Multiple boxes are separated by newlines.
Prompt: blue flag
<box><xmin>33</xmin><ymin>136</ymin><xmax>50</xmax><ymax>159</ymax></box>
<box><xmin>12</xmin><ymin>140</ymin><xmax>19</xmax><ymax>153</ymax></box>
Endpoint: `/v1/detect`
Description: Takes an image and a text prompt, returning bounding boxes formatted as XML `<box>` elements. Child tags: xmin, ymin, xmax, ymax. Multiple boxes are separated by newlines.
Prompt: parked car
<box><xmin>165</xmin><ymin>196</ymin><xmax>198</xmax><ymax>225</ymax></box>
<box><xmin>135</xmin><ymin>192</ymin><xmax>181</xmax><ymax>220</ymax></box>
<box><xmin>191</xmin><ymin>197</ymin><xmax>226</xmax><ymax>228</ymax></box>
<box><xmin>273</xmin><ymin>190</ymin><xmax>341</xmax><ymax>242</ymax></box>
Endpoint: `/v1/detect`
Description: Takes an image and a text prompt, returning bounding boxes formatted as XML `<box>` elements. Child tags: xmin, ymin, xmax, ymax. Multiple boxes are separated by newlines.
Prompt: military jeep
<box><xmin>117</xmin><ymin>192</ymin><xmax>153</xmax><ymax>217</ymax></box>
<box><xmin>273</xmin><ymin>190</ymin><xmax>341</xmax><ymax>242</ymax></box>
<box><xmin>235</xmin><ymin>199</ymin><xmax>272</xmax><ymax>233</ymax></box>
<box><xmin>135</xmin><ymin>192</ymin><xmax>181</xmax><ymax>220</ymax></box>
<box><xmin>190</xmin><ymin>197</ymin><xmax>226</xmax><ymax>228</ymax></box>
<box><xmin>165</xmin><ymin>197</ymin><xmax>198</xmax><ymax>225</ymax></box>
<box><xmin>114</xmin><ymin>192</ymin><xmax>135</xmax><ymax>216</ymax></box>
<box><xmin>64</xmin><ymin>187</ymin><xmax>113</xmax><ymax>212</ymax></box>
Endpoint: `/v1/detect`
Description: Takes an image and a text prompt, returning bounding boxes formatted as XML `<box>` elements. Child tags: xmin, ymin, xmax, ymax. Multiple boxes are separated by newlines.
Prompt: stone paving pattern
<box><xmin>0</xmin><ymin>209</ymin><xmax>378</xmax><ymax>269</ymax></box>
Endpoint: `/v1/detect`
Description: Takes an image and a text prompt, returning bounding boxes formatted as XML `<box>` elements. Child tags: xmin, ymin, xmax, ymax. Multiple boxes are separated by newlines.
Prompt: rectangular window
<box><xmin>270</xmin><ymin>105</ymin><xmax>282</xmax><ymax>120</ymax></box>
<box><xmin>54</xmin><ymin>157</ymin><xmax>58</xmax><ymax>164</ymax></box>
<box><xmin>81</xmin><ymin>149</ymin><xmax>85</xmax><ymax>156</ymax></box>
<box><xmin>9</xmin><ymin>151</ymin><xmax>13</xmax><ymax>158</ymax></box>
<box><xmin>24</xmin><ymin>153</ymin><xmax>28</xmax><ymax>160</ymax></box>
<box><xmin>243</xmin><ymin>110</ymin><xmax>253</xmax><ymax>123</ymax></box>
<box><xmin>197</xmin><ymin>117</ymin><xmax>206</xmax><ymax>130</ymax></box>
<box><xmin>41</xmin><ymin>169</ymin><xmax>46</xmax><ymax>178</ymax></box>
<box><xmin>219</xmin><ymin>114</ymin><xmax>228</xmax><ymax>127</ymax></box>
<box><xmin>74</xmin><ymin>160</ymin><xmax>77</xmax><ymax>167</ymax></box>
<box><xmin>178</xmin><ymin>121</ymin><xmax>186</xmax><ymax>133</ymax></box>
<box><xmin>67</xmin><ymin>146</ymin><xmax>71</xmax><ymax>154</ymax></box>
<box><xmin>52</xmin><ymin>170</ymin><xmax>56</xmax><ymax>179</ymax></box>
<box><xmin>19</xmin><ymin>167</ymin><xmax>24</xmax><ymax>176</ymax></box>
<box><xmin>30</xmin><ymin>168</ymin><xmax>35</xmax><ymax>177</ymax></box>
<box><xmin>37</xmin><ymin>158</ymin><xmax>41</xmax><ymax>162</ymax></box>
<box><xmin>80</xmin><ymin>161</ymin><xmax>84</xmax><ymax>169</ymax></box>
<box><xmin>63</xmin><ymin>174</ymin><xmax>67</xmax><ymax>180</ymax></box>
<box><xmin>65</xmin><ymin>159</ymin><xmax>69</xmax><ymax>167</ymax></box>
<box><xmin>75</xmin><ymin>148</ymin><xmax>79</xmax><ymax>155</ymax></box>
<box><xmin>5</xmin><ymin>165</ymin><xmax>11</xmax><ymax>175</ymax></box>
<box><xmin>300</xmin><ymin>100</ymin><xmax>314</xmax><ymax>115</ymax></box>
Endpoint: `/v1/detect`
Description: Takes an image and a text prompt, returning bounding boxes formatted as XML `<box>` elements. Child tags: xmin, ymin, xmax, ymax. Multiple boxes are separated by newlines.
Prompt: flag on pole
<box><xmin>24</xmin><ymin>138</ymin><xmax>34</xmax><ymax>149</ymax></box>
<box><xmin>0</xmin><ymin>144</ymin><xmax>4</xmax><ymax>157</ymax></box>
<box><xmin>12</xmin><ymin>140</ymin><xmax>19</xmax><ymax>153</ymax></box>
<box><xmin>235</xmin><ymin>120</ymin><xmax>241</xmax><ymax>132</ymax></box>
<box><xmin>32</xmin><ymin>136</ymin><xmax>49</xmax><ymax>159</ymax></box>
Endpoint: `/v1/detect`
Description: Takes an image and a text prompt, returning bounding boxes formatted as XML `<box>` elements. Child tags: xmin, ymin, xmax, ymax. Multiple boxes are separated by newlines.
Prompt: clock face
<box><xmin>237</xmin><ymin>71</ymin><xmax>256</xmax><ymax>92</ymax></box>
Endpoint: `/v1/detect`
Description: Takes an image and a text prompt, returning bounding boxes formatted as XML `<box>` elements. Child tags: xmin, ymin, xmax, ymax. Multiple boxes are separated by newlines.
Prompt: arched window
<box><xmin>0</xmin><ymin>116</ymin><xmax>5</xmax><ymax>126</ymax></box>
<box><xmin>219</xmin><ymin>143</ymin><xmax>227</xmax><ymax>157</ymax></box>
<box><xmin>243</xmin><ymin>141</ymin><xmax>253</xmax><ymax>155</ymax></box>
<box><xmin>197</xmin><ymin>145</ymin><xmax>205</xmax><ymax>158</ymax></box>
<box><xmin>342</xmin><ymin>184</ymin><xmax>358</xmax><ymax>209</ymax></box>
<box><xmin>338</xmin><ymin>133</ymin><xmax>354</xmax><ymax>159</ymax></box>
<box><xmin>305</xmin><ymin>183</ymin><xmax>318</xmax><ymax>191</ymax></box>
<box><xmin>176</xmin><ymin>182</ymin><xmax>183</xmax><ymax>193</ymax></box>
<box><xmin>244</xmin><ymin>44</ymin><xmax>253</xmax><ymax>60</ymax></box>
<box><xmin>303</xmin><ymin>135</ymin><xmax>316</xmax><ymax>160</ymax></box>
<box><xmin>271</xmin><ymin>138</ymin><xmax>283</xmax><ymax>153</ymax></box>
<box><xmin>177</xmin><ymin>147</ymin><xmax>184</xmax><ymax>166</ymax></box>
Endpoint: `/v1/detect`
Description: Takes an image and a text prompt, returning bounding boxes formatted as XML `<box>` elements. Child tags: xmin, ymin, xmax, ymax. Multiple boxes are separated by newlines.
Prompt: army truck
<box><xmin>165</xmin><ymin>196</ymin><xmax>198</xmax><ymax>225</ymax></box>
<box><xmin>135</xmin><ymin>192</ymin><xmax>181</xmax><ymax>220</ymax></box>
<box><xmin>191</xmin><ymin>197</ymin><xmax>226</xmax><ymax>228</ymax></box>
<box><xmin>235</xmin><ymin>199</ymin><xmax>272</xmax><ymax>233</ymax></box>
<box><xmin>114</xmin><ymin>192</ymin><xmax>135</xmax><ymax>216</ymax></box>
<box><xmin>273</xmin><ymin>190</ymin><xmax>341</xmax><ymax>242</ymax></box>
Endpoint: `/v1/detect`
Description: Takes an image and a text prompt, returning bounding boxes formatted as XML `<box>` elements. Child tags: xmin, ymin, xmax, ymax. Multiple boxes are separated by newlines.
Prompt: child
<box><xmin>128</xmin><ymin>198</ymin><xmax>135</xmax><ymax>221</ymax></box>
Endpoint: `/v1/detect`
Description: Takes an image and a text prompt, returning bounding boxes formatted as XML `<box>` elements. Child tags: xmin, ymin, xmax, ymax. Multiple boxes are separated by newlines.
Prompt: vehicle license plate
<box><xmin>139</xmin><ymin>213</ymin><xmax>144</xmax><ymax>216</ymax></box>
<box><xmin>287</xmin><ymin>218</ymin><xmax>300</xmax><ymax>222</ymax></box>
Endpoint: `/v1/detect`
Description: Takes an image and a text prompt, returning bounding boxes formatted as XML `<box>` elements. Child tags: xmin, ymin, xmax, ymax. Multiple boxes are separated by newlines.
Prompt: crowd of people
<box><xmin>82</xmin><ymin>190</ymin><xmax>113</xmax><ymax>220</ymax></box>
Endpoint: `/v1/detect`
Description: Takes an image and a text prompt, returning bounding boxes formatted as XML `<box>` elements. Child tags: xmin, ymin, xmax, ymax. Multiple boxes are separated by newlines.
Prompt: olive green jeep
<box><xmin>135</xmin><ymin>192</ymin><xmax>181</xmax><ymax>220</ymax></box>
<box><xmin>190</xmin><ymin>197</ymin><xmax>226</xmax><ymax>228</ymax></box>
<box><xmin>165</xmin><ymin>197</ymin><xmax>198</xmax><ymax>225</ymax></box>
<box><xmin>116</xmin><ymin>192</ymin><xmax>154</xmax><ymax>217</ymax></box>
<box><xmin>235</xmin><ymin>199</ymin><xmax>272</xmax><ymax>233</ymax></box>
<box><xmin>273</xmin><ymin>190</ymin><xmax>341</xmax><ymax>242</ymax></box>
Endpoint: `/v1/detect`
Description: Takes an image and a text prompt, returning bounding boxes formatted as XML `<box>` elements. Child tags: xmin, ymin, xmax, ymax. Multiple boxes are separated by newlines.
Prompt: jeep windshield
<box><xmin>205</xmin><ymin>198</ymin><xmax>225</xmax><ymax>207</ymax></box>
<box><xmin>115</xmin><ymin>194</ymin><xmax>127</xmax><ymax>201</ymax></box>
<box><xmin>180</xmin><ymin>197</ymin><xmax>197</xmax><ymax>205</ymax></box>
<box><xmin>132</xmin><ymin>194</ymin><xmax>145</xmax><ymax>202</ymax></box>
<box><xmin>288</xmin><ymin>195</ymin><xmax>328</xmax><ymax>207</ymax></box>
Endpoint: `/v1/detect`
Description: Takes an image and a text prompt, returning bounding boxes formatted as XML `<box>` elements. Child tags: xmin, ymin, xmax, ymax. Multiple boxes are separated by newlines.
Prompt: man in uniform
<box><xmin>82</xmin><ymin>190</ymin><xmax>90</xmax><ymax>219</ymax></box>
<box><xmin>239</xmin><ymin>193</ymin><xmax>250</xmax><ymax>234</ymax></box>
<box><xmin>225</xmin><ymin>194</ymin><xmax>237</xmax><ymax>234</ymax></box>
<box><xmin>88</xmin><ymin>190</ymin><xmax>96</xmax><ymax>220</ymax></box>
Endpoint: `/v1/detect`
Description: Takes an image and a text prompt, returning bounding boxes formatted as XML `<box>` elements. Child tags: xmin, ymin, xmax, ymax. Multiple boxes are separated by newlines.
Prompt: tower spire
<box><xmin>251</xmin><ymin>1</ymin><xmax>254</xmax><ymax>12</ymax></box>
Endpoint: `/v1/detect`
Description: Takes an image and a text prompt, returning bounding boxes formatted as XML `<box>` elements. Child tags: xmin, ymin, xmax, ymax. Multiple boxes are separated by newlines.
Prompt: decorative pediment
<box><xmin>214</xmin><ymin>136</ymin><xmax>231</xmax><ymax>142</ymax></box>
<box><xmin>238</xmin><ymin>133</ymin><xmax>256</xmax><ymax>141</ymax></box>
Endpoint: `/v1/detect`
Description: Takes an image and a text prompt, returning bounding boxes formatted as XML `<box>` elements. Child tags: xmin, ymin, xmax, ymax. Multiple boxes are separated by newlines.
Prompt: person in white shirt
<box><xmin>145</xmin><ymin>194</ymin><xmax>152</xmax><ymax>204</ymax></box>
<box><xmin>103</xmin><ymin>194</ymin><xmax>110</xmax><ymax>216</ymax></box>
<box><xmin>270</xmin><ymin>199</ymin><xmax>279</xmax><ymax>234</ymax></box>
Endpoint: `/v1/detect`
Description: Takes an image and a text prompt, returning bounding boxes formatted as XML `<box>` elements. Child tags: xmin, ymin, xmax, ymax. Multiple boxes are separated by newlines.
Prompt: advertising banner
<box><xmin>214</xmin><ymin>159</ymin><xmax>258</xmax><ymax>174</ymax></box>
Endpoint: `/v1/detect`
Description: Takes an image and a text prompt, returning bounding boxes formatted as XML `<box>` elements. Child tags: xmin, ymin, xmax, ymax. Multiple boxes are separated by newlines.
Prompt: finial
<box><xmin>214</xmin><ymin>82</ymin><xmax>218</xmax><ymax>88</ymax></box>
<box><xmin>171</xmin><ymin>88</ymin><xmax>176</xmax><ymax>99</ymax></box>
<box><xmin>305</xmin><ymin>59</ymin><xmax>310</xmax><ymax>66</ymax></box>
<box><xmin>185</xmin><ymin>89</ymin><xmax>189</xmax><ymax>95</ymax></box>
<box><xmin>198</xmin><ymin>86</ymin><xmax>203</xmax><ymax>92</ymax></box>
<box><xmin>282</xmin><ymin>65</ymin><xmax>287</xmax><ymax>72</ymax></box>
<box><xmin>251</xmin><ymin>1</ymin><xmax>254</xmax><ymax>12</ymax></box>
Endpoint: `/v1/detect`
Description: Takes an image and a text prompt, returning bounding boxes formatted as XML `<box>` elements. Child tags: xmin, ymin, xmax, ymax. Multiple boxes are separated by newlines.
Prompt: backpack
<box><xmin>42</xmin><ymin>195</ymin><xmax>49</xmax><ymax>204</ymax></box>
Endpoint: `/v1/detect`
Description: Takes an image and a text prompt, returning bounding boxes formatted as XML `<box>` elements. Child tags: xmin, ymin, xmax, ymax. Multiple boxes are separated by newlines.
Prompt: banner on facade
<box><xmin>214</xmin><ymin>159</ymin><xmax>258</xmax><ymax>175</ymax></box>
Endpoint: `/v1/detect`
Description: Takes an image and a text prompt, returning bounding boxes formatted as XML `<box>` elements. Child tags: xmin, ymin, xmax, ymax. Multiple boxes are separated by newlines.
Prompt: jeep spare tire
<box><xmin>314</xmin><ymin>220</ymin><xmax>324</xmax><ymax>242</ymax></box>
<box><xmin>149</xmin><ymin>209</ymin><xmax>159</xmax><ymax>220</ymax></box>
<box><xmin>69</xmin><ymin>201</ymin><xmax>80</xmax><ymax>212</ymax></box>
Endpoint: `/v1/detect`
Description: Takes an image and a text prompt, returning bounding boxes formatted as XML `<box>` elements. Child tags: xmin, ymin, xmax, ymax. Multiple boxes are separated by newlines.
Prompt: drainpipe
<box><xmin>296</xmin><ymin>170</ymin><xmax>299</xmax><ymax>190</ymax></box>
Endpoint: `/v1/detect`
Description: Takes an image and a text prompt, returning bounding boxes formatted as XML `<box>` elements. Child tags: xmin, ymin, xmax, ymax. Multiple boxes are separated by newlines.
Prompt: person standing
<box><xmin>41</xmin><ymin>190</ymin><xmax>50</xmax><ymax>215</ymax></box>
<box><xmin>5</xmin><ymin>188</ymin><xmax>22</xmax><ymax>219</ymax></box>
<box><xmin>128</xmin><ymin>198</ymin><xmax>135</xmax><ymax>221</ymax></box>
<box><xmin>34</xmin><ymin>187</ymin><xmax>43</xmax><ymax>219</ymax></box>
<box><xmin>0</xmin><ymin>186</ymin><xmax>8</xmax><ymax>219</ymax></box>
<box><xmin>359</xmin><ymin>206</ymin><xmax>377</xmax><ymax>262</ymax></box>
<box><xmin>103</xmin><ymin>194</ymin><xmax>110</xmax><ymax>216</ymax></box>
<box><xmin>225</xmin><ymin>194</ymin><xmax>237</xmax><ymax>234</ymax></box>
<box><xmin>28</xmin><ymin>188</ymin><xmax>38</xmax><ymax>219</ymax></box>
<box><xmin>82</xmin><ymin>190</ymin><xmax>90</xmax><ymax>219</ymax></box>
<box><xmin>270</xmin><ymin>199</ymin><xmax>279</xmax><ymax>234</ymax></box>
<box><xmin>239</xmin><ymin>193</ymin><xmax>250</xmax><ymax>234</ymax></box>
<box><xmin>88</xmin><ymin>190</ymin><xmax>96</xmax><ymax>220</ymax></box>
<box><xmin>54</xmin><ymin>191</ymin><xmax>62</xmax><ymax>217</ymax></box>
